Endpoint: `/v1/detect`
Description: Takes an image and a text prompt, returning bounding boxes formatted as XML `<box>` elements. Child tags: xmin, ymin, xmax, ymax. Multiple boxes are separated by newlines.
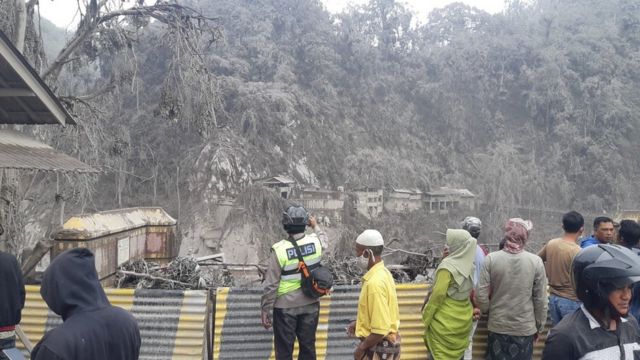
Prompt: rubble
<box><xmin>117</xmin><ymin>257</ymin><xmax>206</xmax><ymax>290</ymax></box>
<box><xmin>323</xmin><ymin>251</ymin><xmax>439</xmax><ymax>285</ymax></box>
<box><xmin>116</xmin><ymin>247</ymin><xmax>439</xmax><ymax>289</ymax></box>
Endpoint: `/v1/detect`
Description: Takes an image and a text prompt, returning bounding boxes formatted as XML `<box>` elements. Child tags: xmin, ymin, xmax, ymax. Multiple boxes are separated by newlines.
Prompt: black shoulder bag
<box><xmin>288</xmin><ymin>236</ymin><xmax>333</xmax><ymax>298</ymax></box>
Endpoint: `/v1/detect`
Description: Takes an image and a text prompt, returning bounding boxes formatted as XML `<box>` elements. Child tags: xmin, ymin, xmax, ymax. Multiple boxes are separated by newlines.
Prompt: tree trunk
<box><xmin>21</xmin><ymin>191</ymin><xmax>62</xmax><ymax>276</ymax></box>
<box><xmin>13</xmin><ymin>0</ymin><xmax>27</xmax><ymax>53</ymax></box>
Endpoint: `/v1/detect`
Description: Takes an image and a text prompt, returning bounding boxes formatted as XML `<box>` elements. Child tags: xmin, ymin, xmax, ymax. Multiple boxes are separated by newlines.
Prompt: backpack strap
<box><xmin>287</xmin><ymin>235</ymin><xmax>312</xmax><ymax>279</ymax></box>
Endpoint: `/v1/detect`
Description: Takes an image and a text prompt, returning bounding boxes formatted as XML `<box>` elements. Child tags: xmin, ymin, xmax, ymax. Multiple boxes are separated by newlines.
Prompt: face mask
<box><xmin>357</xmin><ymin>249</ymin><xmax>372</xmax><ymax>272</ymax></box>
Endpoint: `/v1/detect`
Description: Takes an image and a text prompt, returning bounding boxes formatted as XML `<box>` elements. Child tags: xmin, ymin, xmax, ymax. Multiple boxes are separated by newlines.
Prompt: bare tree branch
<box><xmin>41</xmin><ymin>2</ymin><xmax>219</xmax><ymax>82</ymax></box>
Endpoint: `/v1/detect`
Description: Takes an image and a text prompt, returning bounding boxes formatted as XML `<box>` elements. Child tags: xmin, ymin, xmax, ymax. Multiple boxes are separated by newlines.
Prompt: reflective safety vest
<box><xmin>272</xmin><ymin>233</ymin><xmax>323</xmax><ymax>297</ymax></box>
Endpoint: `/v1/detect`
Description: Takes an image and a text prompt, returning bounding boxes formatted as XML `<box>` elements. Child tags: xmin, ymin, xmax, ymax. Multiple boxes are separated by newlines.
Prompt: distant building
<box><xmin>297</xmin><ymin>187</ymin><xmax>345</xmax><ymax>225</ymax></box>
<box><xmin>384</xmin><ymin>188</ymin><xmax>423</xmax><ymax>213</ymax></box>
<box><xmin>256</xmin><ymin>176</ymin><xmax>296</xmax><ymax>199</ymax></box>
<box><xmin>424</xmin><ymin>187</ymin><xmax>476</xmax><ymax>214</ymax></box>
<box><xmin>354</xmin><ymin>188</ymin><xmax>384</xmax><ymax>219</ymax></box>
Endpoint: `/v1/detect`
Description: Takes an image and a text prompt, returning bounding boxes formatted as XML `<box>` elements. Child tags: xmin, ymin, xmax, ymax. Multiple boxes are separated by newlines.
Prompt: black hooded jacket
<box><xmin>0</xmin><ymin>250</ymin><xmax>25</xmax><ymax>327</ymax></box>
<box><xmin>31</xmin><ymin>248</ymin><xmax>141</xmax><ymax>360</ymax></box>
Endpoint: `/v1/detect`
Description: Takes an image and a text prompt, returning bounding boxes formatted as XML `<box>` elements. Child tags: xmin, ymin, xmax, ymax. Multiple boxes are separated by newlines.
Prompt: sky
<box><xmin>40</xmin><ymin>0</ymin><xmax>506</xmax><ymax>30</ymax></box>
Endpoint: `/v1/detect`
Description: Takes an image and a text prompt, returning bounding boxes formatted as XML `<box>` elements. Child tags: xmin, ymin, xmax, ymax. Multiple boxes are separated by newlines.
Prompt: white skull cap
<box><xmin>356</xmin><ymin>229</ymin><xmax>384</xmax><ymax>246</ymax></box>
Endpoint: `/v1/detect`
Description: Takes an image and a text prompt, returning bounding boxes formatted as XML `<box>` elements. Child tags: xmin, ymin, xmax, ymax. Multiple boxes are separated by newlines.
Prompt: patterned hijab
<box><xmin>502</xmin><ymin>218</ymin><xmax>532</xmax><ymax>254</ymax></box>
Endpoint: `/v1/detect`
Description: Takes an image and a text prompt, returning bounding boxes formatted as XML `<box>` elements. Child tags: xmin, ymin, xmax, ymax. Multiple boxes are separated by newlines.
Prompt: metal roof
<box><xmin>257</xmin><ymin>176</ymin><xmax>295</xmax><ymax>185</ymax></box>
<box><xmin>0</xmin><ymin>129</ymin><xmax>93</xmax><ymax>172</ymax></box>
<box><xmin>426</xmin><ymin>187</ymin><xmax>476</xmax><ymax>197</ymax></box>
<box><xmin>53</xmin><ymin>207</ymin><xmax>177</xmax><ymax>240</ymax></box>
<box><xmin>0</xmin><ymin>30</ymin><xmax>74</xmax><ymax>125</ymax></box>
<box><xmin>392</xmin><ymin>188</ymin><xmax>423</xmax><ymax>194</ymax></box>
<box><xmin>19</xmin><ymin>285</ymin><xmax>211</xmax><ymax>359</ymax></box>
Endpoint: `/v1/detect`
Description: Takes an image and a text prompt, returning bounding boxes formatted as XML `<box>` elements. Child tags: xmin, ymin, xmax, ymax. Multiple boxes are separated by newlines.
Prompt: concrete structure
<box><xmin>256</xmin><ymin>176</ymin><xmax>295</xmax><ymax>199</ymax></box>
<box><xmin>384</xmin><ymin>188</ymin><xmax>423</xmax><ymax>213</ymax></box>
<box><xmin>297</xmin><ymin>187</ymin><xmax>345</xmax><ymax>225</ymax></box>
<box><xmin>354</xmin><ymin>188</ymin><xmax>384</xmax><ymax>219</ymax></box>
<box><xmin>424</xmin><ymin>187</ymin><xmax>476</xmax><ymax>214</ymax></box>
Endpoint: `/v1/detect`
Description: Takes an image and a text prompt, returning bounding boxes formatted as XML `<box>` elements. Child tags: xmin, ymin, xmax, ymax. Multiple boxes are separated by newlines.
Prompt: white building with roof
<box><xmin>353</xmin><ymin>188</ymin><xmax>384</xmax><ymax>219</ymax></box>
<box><xmin>256</xmin><ymin>175</ymin><xmax>296</xmax><ymax>199</ymax></box>
<box><xmin>424</xmin><ymin>187</ymin><xmax>477</xmax><ymax>214</ymax></box>
<box><xmin>384</xmin><ymin>188</ymin><xmax>423</xmax><ymax>213</ymax></box>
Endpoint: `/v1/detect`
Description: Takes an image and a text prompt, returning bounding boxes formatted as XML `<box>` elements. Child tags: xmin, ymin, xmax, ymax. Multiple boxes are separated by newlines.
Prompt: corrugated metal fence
<box><xmin>213</xmin><ymin>284</ymin><xmax>549</xmax><ymax>360</ymax></box>
<box><xmin>213</xmin><ymin>284</ymin><xmax>427</xmax><ymax>360</ymax></box>
<box><xmin>19</xmin><ymin>285</ymin><xmax>211</xmax><ymax>359</ymax></box>
<box><xmin>19</xmin><ymin>284</ymin><xmax>549</xmax><ymax>359</ymax></box>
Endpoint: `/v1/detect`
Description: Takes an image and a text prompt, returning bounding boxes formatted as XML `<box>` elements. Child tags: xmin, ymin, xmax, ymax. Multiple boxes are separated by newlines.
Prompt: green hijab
<box><xmin>436</xmin><ymin>229</ymin><xmax>477</xmax><ymax>300</ymax></box>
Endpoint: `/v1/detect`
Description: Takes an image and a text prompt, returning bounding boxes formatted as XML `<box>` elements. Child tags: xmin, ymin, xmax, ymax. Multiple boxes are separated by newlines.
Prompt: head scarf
<box><xmin>502</xmin><ymin>218</ymin><xmax>532</xmax><ymax>254</ymax></box>
<box><xmin>437</xmin><ymin>229</ymin><xmax>477</xmax><ymax>300</ymax></box>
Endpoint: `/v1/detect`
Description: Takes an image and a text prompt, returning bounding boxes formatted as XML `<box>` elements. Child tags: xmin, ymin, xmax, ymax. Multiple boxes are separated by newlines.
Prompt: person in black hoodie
<box><xmin>0</xmin><ymin>241</ymin><xmax>25</xmax><ymax>359</ymax></box>
<box><xmin>31</xmin><ymin>248</ymin><xmax>141</xmax><ymax>360</ymax></box>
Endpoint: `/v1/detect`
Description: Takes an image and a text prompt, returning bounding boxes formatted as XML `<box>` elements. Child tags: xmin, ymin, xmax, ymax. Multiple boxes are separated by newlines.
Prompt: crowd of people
<box><xmin>3</xmin><ymin>205</ymin><xmax>640</xmax><ymax>360</ymax></box>
<box><xmin>262</xmin><ymin>206</ymin><xmax>640</xmax><ymax>360</ymax></box>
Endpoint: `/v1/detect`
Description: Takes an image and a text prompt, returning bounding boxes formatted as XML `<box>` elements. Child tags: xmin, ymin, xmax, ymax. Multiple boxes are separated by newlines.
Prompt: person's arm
<box><xmin>537</xmin><ymin>244</ymin><xmax>547</xmax><ymax>261</ymax></box>
<box><xmin>542</xmin><ymin>329</ymin><xmax>576</xmax><ymax>360</ymax></box>
<box><xmin>32</xmin><ymin>335</ymin><xmax>65</xmax><ymax>360</ymax></box>
<box><xmin>13</xmin><ymin>255</ymin><xmax>25</xmax><ymax>308</ymax></box>
<box><xmin>32</xmin><ymin>345</ymin><xmax>64</xmax><ymax>360</ymax></box>
<box><xmin>532</xmin><ymin>258</ymin><xmax>549</xmax><ymax>333</ymax></box>
<box><xmin>260</xmin><ymin>251</ymin><xmax>281</xmax><ymax>329</ymax></box>
<box><xmin>476</xmin><ymin>255</ymin><xmax>491</xmax><ymax>314</ymax></box>
<box><xmin>355</xmin><ymin>333</ymin><xmax>385</xmax><ymax>359</ymax></box>
<box><xmin>422</xmin><ymin>269</ymin><xmax>451</xmax><ymax>330</ymax></box>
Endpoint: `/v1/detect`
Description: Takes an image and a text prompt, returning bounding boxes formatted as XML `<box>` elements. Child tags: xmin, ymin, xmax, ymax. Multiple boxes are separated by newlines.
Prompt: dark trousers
<box><xmin>273</xmin><ymin>303</ymin><xmax>320</xmax><ymax>360</ymax></box>
<box><xmin>486</xmin><ymin>332</ymin><xmax>534</xmax><ymax>360</ymax></box>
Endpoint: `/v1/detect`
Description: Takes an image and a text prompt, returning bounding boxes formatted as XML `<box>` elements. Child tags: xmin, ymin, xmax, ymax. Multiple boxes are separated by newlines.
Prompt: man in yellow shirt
<box><xmin>347</xmin><ymin>229</ymin><xmax>400</xmax><ymax>360</ymax></box>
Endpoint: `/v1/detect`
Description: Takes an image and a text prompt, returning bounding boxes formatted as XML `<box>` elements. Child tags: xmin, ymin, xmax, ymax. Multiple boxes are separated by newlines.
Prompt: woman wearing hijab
<box><xmin>476</xmin><ymin>219</ymin><xmax>548</xmax><ymax>360</ymax></box>
<box><xmin>422</xmin><ymin>229</ymin><xmax>477</xmax><ymax>360</ymax></box>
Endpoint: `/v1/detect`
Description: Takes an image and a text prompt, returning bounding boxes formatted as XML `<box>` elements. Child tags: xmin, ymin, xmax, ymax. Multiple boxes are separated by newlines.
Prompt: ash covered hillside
<box><xmin>18</xmin><ymin>0</ymin><xmax>640</xmax><ymax>263</ymax></box>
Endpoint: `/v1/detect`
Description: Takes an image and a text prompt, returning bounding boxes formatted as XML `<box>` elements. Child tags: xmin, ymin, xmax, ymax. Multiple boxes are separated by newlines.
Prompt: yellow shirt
<box><xmin>355</xmin><ymin>261</ymin><xmax>400</xmax><ymax>337</ymax></box>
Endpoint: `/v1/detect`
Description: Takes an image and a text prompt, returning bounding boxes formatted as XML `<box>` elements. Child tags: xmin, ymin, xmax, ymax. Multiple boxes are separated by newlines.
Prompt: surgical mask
<box><xmin>357</xmin><ymin>249</ymin><xmax>372</xmax><ymax>272</ymax></box>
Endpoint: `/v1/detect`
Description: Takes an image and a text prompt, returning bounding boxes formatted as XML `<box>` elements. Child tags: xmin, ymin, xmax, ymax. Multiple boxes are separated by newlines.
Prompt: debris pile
<box><xmin>323</xmin><ymin>250</ymin><xmax>439</xmax><ymax>285</ymax></box>
<box><xmin>400</xmin><ymin>249</ymin><xmax>440</xmax><ymax>281</ymax></box>
<box><xmin>117</xmin><ymin>257</ymin><xmax>206</xmax><ymax>290</ymax></box>
<box><xmin>324</xmin><ymin>256</ymin><xmax>365</xmax><ymax>285</ymax></box>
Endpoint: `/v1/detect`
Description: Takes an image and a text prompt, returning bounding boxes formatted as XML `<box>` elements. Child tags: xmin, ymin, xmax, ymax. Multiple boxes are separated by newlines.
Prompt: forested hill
<box><xmin>30</xmin><ymin>0</ymin><xmax>640</xmax><ymax>252</ymax></box>
<box><xmin>180</xmin><ymin>0</ymin><xmax>640</xmax><ymax>212</ymax></box>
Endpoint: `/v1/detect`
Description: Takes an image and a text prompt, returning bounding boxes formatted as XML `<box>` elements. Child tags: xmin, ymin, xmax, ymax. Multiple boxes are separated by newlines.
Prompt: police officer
<box><xmin>261</xmin><ymin>205</ymin><xmax>328</xmax><ymax>360</ymax></box>
<box><xmin>543</xmin><ymin>244</ymin><xmax>640</xmax><ymax>359</ymax></box>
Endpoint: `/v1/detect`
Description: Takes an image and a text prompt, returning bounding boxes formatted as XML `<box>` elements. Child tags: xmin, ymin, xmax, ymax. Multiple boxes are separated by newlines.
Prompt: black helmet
<box><xmin>461</xmin><ymin>216</ymin><xmax>482</xmax><ymax>238</ymax></box>
<box><xmin>282</xmin><ymin>205</ymin><xmax>308</xmax><ymax>234</ymax></box>
<box><xmin>573</xmin><ymin>244</ymin><xmax>640</xmax><ymax>309</ymax></box>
